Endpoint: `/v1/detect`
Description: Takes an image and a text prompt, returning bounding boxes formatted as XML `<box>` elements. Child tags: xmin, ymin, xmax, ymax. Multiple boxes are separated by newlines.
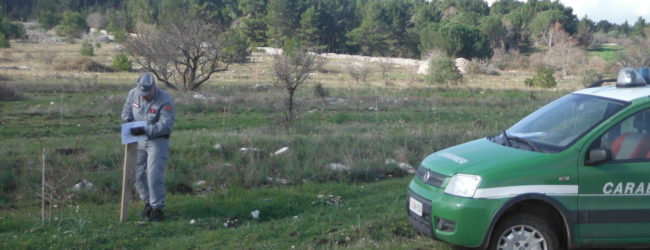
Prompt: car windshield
<box><xmin>490</xmin><ymin>94</ymin><xmax>627</xmax><ymax>153</ymax></box>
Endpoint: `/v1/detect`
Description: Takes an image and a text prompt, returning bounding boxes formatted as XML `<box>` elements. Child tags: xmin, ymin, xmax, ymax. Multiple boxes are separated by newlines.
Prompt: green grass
<box><xmin>588</xmin><ymin>44</ymin><xmax>625</xmax><ymax>64</ymax></box>
<box><xmin>1</xmin><ymin>178</ymin><xmax>448</xmax><ymax>249</ymax></box>
<box><xmin>0</xmin><ymin>78</ymin><xmax>566</xmax><ymax>248</ymax></box>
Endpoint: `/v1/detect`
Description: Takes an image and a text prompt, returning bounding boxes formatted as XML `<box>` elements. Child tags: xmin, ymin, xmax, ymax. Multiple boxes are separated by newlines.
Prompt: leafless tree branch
<box><xmin>272</xmin><ymin>47</ymin><xmax>326</xmax><ymax>125</ymax></box>
<box><xmin>124</xmin><ymin>19</ymin><xmax>236</xmax><ymax>91</ymax></box>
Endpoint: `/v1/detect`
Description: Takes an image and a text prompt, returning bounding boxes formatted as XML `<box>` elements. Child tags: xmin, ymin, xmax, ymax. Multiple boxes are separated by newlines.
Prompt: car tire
<box><xmin>489</xmin><ymin>213</ymin><xmax>560</xmax><ymax>250</ymax></box>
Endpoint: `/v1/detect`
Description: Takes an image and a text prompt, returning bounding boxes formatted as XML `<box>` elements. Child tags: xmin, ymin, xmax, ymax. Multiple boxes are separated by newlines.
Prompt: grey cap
<box><xmin>136</xmin><ymin>73</ymin><xmax>156</xmax><ymax>96</ymax></box>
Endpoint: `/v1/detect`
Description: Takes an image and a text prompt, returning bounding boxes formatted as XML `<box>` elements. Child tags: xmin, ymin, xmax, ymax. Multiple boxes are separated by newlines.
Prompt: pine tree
<box><xmin>347</xmin><ymin>0</ymin><xmax>416</xmax><ymax>57</ymax></box>
<box><xmin>632</xmin><ymin>16</ymin><xmax>647</xmax><ymax>37</ymax></box>
<box><xmin>266</xmin><ymin>0</ymin><xmax>302</xmax><ymax>46</ymax></box>
<box><xmin>298</xmin><ymin>6</ymin><xmax>324</xmax><ymax>48</ymax></box>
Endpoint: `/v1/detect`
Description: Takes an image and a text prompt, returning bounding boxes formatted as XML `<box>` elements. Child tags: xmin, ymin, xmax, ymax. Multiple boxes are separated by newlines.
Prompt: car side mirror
<box><xmin>586</xmin><ymin>148</ymin><xmax>612</xmax><ymax>166</ymax></box>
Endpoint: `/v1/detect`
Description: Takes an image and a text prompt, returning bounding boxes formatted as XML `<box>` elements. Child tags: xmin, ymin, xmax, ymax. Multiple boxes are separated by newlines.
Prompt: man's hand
<box><xmin>130</xmin><ymin>127</ymin><xmax>146</xmax><ymax>136</ymax></box>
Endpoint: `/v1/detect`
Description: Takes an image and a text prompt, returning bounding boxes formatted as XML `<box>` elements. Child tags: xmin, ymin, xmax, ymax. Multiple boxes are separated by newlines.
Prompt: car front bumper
<box><xmin>407</xmin><ymin>179</ymin><xmax>500</xmax><ymax>248</ymax></box>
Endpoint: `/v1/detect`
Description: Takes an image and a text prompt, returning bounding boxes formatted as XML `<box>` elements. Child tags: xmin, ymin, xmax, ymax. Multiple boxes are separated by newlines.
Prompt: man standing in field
<box><xmin>121</xmin><ymin>73</ymin><xmax>175</xmax><ymax>222</ymax></box>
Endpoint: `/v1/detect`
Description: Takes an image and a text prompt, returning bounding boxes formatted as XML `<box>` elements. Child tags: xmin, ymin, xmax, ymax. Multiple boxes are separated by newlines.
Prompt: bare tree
<box><xmin>86</xmin><ymin>13</ymin><xmax>105</xmax><ymax>29</ymax></box>
<box><xmin>539</xmin><ymin>22</ymin><xmax>565</xmax><ymax>48</ymax></box>
<box><xmin>347</xmin><ymin>63</ymin><xmax>371</xmax><ymax>85</ymax></box>
<box><xmin>272</xmin><ymin>44</ymin><xmax>325</xmax><ymax>125</ymax></box>
<box><xmin>377</xmin><ymin>60</ymin><xmax>394</xmax><ymax>84</ymax></box>
<box><xmin>124</xmin><ymin>19</ymin><xmax>242</xmax><ymax>91</ymax></box>
<box><xmin>544</xmin><ymin>27</ymin><xmax>587</xmax><ymax>78</ymax></box>
<box><xmin>616</xmin><ymin>44</ymin><xmax>650</xmax><ymax>68</ymax></box>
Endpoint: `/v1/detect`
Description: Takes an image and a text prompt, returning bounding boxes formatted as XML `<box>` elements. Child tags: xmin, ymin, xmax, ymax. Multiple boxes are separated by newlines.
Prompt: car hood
<box><xmin>421</xmin><ymin>138</ymin><xmax>546</xmax><ymax>176</ymax></box>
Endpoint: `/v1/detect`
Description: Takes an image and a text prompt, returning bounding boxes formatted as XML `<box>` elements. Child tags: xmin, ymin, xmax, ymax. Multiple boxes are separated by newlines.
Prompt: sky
<box><xmin>487</xmin><ymin>0</ymin><xmax>650</xmax><ymax>24</ymax></box>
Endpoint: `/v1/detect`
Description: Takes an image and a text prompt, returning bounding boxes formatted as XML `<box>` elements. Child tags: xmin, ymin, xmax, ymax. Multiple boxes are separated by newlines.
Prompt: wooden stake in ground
<box><xmin>41</xmin><ymin>148</ymin><xmax>45</xmax><ymax>224</ymax></box>
<box><xmin>120</xmin><ymin>142</ymin><xmax>138</xmax><ymax>222</ymax></box>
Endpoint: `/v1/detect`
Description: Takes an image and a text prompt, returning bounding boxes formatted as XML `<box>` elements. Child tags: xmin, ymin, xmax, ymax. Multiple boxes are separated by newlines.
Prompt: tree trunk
<box><xmin>287</xmin><ymin>89</ymin><xmax>295</xmax><ymax>126</ymax></box>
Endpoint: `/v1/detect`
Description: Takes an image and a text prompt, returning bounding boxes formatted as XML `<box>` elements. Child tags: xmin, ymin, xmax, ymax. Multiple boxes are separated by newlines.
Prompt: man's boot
<box><xmin>148</xmin><ymin>208</ymin><xmax>164</xmax><ymax>222</ymax></box>
<box><xmin>142</xmin><ymin>203</ymin><xmax>152</xmax><ymax>218</ymax></box>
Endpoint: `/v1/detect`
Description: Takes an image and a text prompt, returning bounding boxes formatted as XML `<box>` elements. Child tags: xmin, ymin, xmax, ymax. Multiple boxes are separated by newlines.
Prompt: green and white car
<box><xmin>407</xmin><ymin>68</ymin><xmax>650</xmax><ymax>250</ymax></box>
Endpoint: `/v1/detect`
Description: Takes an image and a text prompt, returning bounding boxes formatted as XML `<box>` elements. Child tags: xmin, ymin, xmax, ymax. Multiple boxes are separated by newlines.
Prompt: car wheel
<box><xmin>489</xmin><ymin>213</ymin><xmax>560</xmax><ymax>250</ymax></box>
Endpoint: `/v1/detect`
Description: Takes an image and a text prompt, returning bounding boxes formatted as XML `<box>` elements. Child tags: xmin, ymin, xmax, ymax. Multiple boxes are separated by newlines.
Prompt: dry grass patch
<box><xmin>0</xmin><ymin>83</ymin><xmax>20</xmax><ymax>101</ymax></box>
<box><xmin>54</xmin><ymin>57</ymin><xmax>115</xmax><ymax>72</ymax></box>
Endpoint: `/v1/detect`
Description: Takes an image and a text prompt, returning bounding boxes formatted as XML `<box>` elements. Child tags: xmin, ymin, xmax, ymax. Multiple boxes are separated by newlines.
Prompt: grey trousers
<box><xmin>135</xmin><ymin>137</ymin><xmax>169</xmax><ymax>209</ymax></box>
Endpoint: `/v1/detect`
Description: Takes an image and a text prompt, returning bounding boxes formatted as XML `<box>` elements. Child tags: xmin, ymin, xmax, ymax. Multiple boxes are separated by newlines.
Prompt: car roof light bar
<box><xmin>616</xmin><ymin>68</ymin><xmax>647</xmax><ymax>88</ymax></box>
<box><xmin>589</xmin><ymin>67</ymin><xmax>650</xmax><ymax>88</ymax></box>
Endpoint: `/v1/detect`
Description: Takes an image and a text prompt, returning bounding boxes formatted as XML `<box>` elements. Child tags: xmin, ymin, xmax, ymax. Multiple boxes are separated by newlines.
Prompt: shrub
<box><xmin>0</xmin><ymin>74</ymin><xmax>10</xmax><ymax>81</ymax></box>
<box><xmin>525</xmin><ymin>67</ymin><xmax>557</xmax><ymax>88</ymax></box>
<box><xmin>616</xmin><ymin>45</ymin><xmax>650</xmax><ymax>67</ymax></box>
<box><xmin>40</xmin><ymin>51</ymin><xmax>58</xmax><ymax>65</ymax></box>
<box><xmin>466</xmin><ymin>58</ymin><xmax>499</xmax><ymax>75</ymax></box>
<box><xmin>0</xmin><ymin>159</ymin><xmax>18</xmax><ymax>204</ymax></box>
<box><xmin>491</xmin><ymin>49</ymin><xmax>529</xmax><ymax>70</ymax></box>
<box><xmin>0</xmin><ymin>18</ymin><xmax>26</xmax><ymax>40</ymax></box>
<box><xmin>0</xmin><ymin>33</ymin><xmax>8</xmax><ymax>48</ymax></box>
<box><xmin>80</xmin><ymin>40</ymin><xmax>94</xmax><ymax>56</ymax></box>
<box><xmin>347</xmin><ymin>63</ymin><xmax>371</xmax><ymax>85</ymax></box>
<box><xmin>0</xmin><ymin>83</ymin><xmax>20</xmax><ymax>101</ymax></box>
<box><xmin>111</xmin><ymin>28</ymin><xmax>127</xmax><ymax>43</ymax></box>
<box><xmin>427</xmin><ymin>56</ymin><xmax>462</xmax><ymax>84</ymax></box>
<box><xmin>111</xmin><ymin>54</ymin><xmax>131</xmax><ymax>71</ymax></box>
<box><xmin>54</xmin><ymin>57</ymin><xmax>114</xmax><ymax>72</ymax></box>
<box><xmin>313</xmin><ymin>83</ymin><xmax>328</xmax><ymax>98</ymax></box>
<box><xmin>581</xmin><ymin>69</ymin><xmax>603</xmax><ymax>87</ymax></box>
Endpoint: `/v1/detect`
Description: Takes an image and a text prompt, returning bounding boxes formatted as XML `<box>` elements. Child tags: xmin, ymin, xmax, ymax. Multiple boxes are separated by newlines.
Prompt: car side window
<box><xmin>591</xmin><ymin>109</ymin><xmax>650</xmax><ymax>161</ymax></box>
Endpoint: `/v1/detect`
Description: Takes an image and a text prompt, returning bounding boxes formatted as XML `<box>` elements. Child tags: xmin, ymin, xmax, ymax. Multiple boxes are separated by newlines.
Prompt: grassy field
<box><xmin>587</xmin><ymin>44</ymin><xmax>625</xmax><ymax>64</ymax></box>
<box><xmin>0</xmin><ymin>40</ymin><xmax>570</xmax><ymax>249</ymax></box>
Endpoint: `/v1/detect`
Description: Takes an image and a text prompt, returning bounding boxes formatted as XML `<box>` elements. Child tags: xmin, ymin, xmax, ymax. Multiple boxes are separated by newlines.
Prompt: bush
<box><xmin>581</xmin><ymin>69</ymin><xmax>603</xmax><ymax>87</ymax></box>
<box><xmin>111</xmin><ymin>54</ymin><xmax>131</xmax><ymax>71</ymax></box>
<box><xmin>427</xmin><ymin>56</ymin><xmax>462</xmax><ymax>84</ymax></box>
<box><xmin>616</xmin><ymin>45</ymin><xmax>650</xmax><ymax>67</ymax></box>
<box><xmin>0</xmin><ymin>33</ymin><xmax>8</xmax><ymax>48</ymax></box>
<box><xmin>347</xmin><ymin>63</ymin><xmax>371</xmax><ymax>85</ymax></box>
<box><xmin>0</xmin><ymin>18</ymin><xmax>26</xmax><ymax>40</ymax></box>
<box><xmin>525</xmin><ymin>67</ymin><xmax>557</xmax><ymax>88</ymax></box>
<box><xmin>466</xmin><ymin>58</ymin><xmax>499</xmax><ymax>75</ymax></box>
<box><xmin>0</xmin><ymin>159</ymin><xmax>18</xmax><ymax>204</ymax></box>
<box><xmin>313</xmin><ymin>83</ymin><xmax>328</xmax><ymax>98</ymax></box>
<box><xmin>39</xmin><ymin>51</ymin><xmax>58</xmax><ymax>65</ymax></box>
<box><xmin>80</xmin><ymin>40</ymin><xmax>94</xmax><ymax>56</ymax></box>
<box><xmin>491</xmin><ymin>49</ymin><xmax>529</xmax><ymax>70</ymax></box>
<box><xmin>0</xmin><ymin>84</ymin><xmax>20</xmax><ymax>101</ymax></box>
<box><xmin>54</xmin><ymin>57</ymin><xmax>114</xmax><ymax>72</ymax></box>
<box><xmin>110</xmin><ymin>28</ymin><xmax>128</xmax><ymax>43</ymax></box>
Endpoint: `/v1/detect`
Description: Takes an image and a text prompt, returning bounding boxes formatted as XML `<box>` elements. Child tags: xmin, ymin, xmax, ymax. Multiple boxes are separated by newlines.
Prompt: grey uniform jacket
<box><xmin>121</xmin><ymin>88</ymin><xmax>175</xmax><ymax>139</ymax></box>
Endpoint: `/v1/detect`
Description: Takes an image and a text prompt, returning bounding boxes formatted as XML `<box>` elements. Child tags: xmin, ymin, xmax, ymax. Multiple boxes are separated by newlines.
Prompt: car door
<box><xmin>578</xmin><ymin>108</ymin><xmax>650</xmax><ymax>241</ymax></box>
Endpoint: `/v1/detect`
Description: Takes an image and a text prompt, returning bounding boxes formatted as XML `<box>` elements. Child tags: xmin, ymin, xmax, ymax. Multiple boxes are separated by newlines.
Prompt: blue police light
<box><xmin>637</xmin><ymin>67</ymin><xmax>650</xmax><ymax>83</ymax></box>
<box><xmin>616</xmin><ymin>67</ymin><xmax>648</xmax><ymax>88</ymax></box>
